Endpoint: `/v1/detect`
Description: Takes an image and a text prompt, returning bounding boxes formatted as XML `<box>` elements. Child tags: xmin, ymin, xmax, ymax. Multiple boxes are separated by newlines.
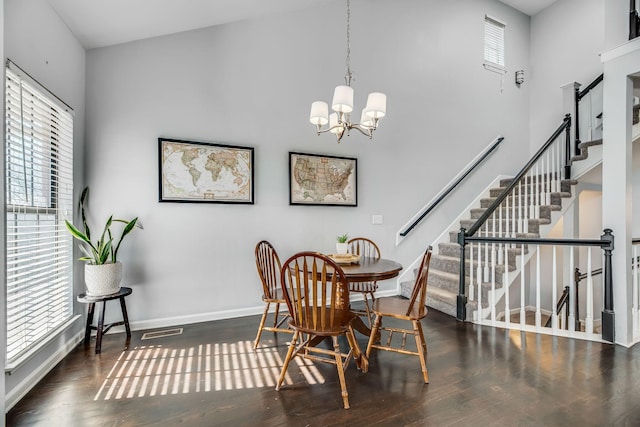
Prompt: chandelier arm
<box><xmin>347</xmin><ymin>124</ymin><xmax>373</xmax><ymax>137</ymax></box>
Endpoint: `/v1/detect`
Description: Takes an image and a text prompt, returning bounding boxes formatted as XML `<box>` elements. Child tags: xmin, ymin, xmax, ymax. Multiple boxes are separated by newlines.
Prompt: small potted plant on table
<box><xmin>336</xmin><ymin>233</ymin><xmax>349</xmax><ymax>254</ymax></box>
<box><xmin>65</xmin><ymin>187</ymin><xmax>141</xmax><ymax>297</ymax></box>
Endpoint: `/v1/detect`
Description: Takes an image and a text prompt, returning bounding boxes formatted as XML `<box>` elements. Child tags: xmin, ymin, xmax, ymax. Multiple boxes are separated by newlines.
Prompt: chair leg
<box><xmin>276</xmin><ymin>330</ymin><xmax>299</xmax><ymax>391</ymax></box>
<box><xmin>366</xmin><ymin>314</ymin><xmax>382</xmax><ymax>358</ymax></box>
<box><xmin>332</xmin><ymin>336</ymin><xmax>350</xmax><ymax>409</ymax></box>
<box><xmin>346</xmin><ymin>326</ymin><xmax>367</xmax><ymax>373</ymax></box>
<box><xmin>362</xmin><ymin>293</ymin><xmax>374</xmax><ymax>327</ymax></box>
<box><xmin>413</xmin><ymin>320</ymin><xmax>429</xmax><ymax>383</ymax></box>
<box><xmin>254</xmin><ymin>303</ymin><xmax>270</xmax><ymax>350</ymax></box>
<box><xmin>273</xmin><ymin>303</ymin><xmax>280</xmax><ymax>327</ymax></box>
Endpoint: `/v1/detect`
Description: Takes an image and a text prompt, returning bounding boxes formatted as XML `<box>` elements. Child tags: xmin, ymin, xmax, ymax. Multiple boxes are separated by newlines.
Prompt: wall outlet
<box><xmin>372</xmin><ymin>215</ymin><xmax>383</xmax><ymax>225</ymax></box>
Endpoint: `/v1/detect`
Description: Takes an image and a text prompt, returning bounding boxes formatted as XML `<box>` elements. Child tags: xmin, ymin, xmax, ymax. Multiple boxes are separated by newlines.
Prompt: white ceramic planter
<box><xmin>84</xmin><ymin>262</ymin><xmax>123</xmax><ymax>297</ymax></box>
<box><xmin>336</xmin><ymin>242</ymin><xmax>349</xmax><ymax>254</ymax></box>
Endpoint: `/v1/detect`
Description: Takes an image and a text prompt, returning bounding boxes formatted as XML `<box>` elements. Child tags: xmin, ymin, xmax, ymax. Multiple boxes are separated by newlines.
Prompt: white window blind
<box><xmin>5</xmin><ymin>64</ymin><xmax>74</xmax><ymax>364</ymax></box>
<box><xmin>484</xmin><ymin>16</ymin><xmax>505</xmax><ymax>68</ymax></box>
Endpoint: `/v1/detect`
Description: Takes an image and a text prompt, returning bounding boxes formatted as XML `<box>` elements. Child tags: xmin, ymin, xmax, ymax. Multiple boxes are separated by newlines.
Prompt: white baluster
<box><xmin>535</xmin><ymin>244</ymin><xmax>541</xmax><ymax>329</ymax></box>
<box><xmin>518</xmin><ymin>181</ymin><xmax>523</xmax><ymax>234</ymax></box>
<box><xmin>535</xmin><ymin>163</ymin><xmax>540</xmax><ymax>218</ymax></box>
<box><xmin>498</xmin><ymin>200</ymin><xmax>504</xmax><ymax>265</ymax></box>
<box><xmin>568</xmin><ymin>246</ymin><xmax>575</xmax><ymax>333</ymax></box>
<box><xmin>586</xmin><ymin>247</ymin><xmax>594</xmax><ymax>334</ymax></box>
<box><xmin>524</xmin><ymin>174</ymin><xmax>529</xmax><ymax>234</ymax></box>
<box><xmin>469</xmin><ymin>243</ymin><xmax>474</xmax><ymax>302</ymax></box>
<box><xmin>477</xmin><ymin>240</ymin><xmax>482</xmax><ymax>302</ymax></box>
<box><xmin>511</xmin><ymin>186</ymin><xmax>516</xmax><ymax>239</ymax></box>
<box><xmin>504</xmin><ymin>241</ymin><xmax>510</xmax><ymax>327</ymax></box>
<box><xmin>634</xmin><ymin>246</ymin><xmax>639</xmax><ymax>340</ymax></box>
<box><xmin>546</xmin><ymin>151</ymin><xmax>551</xmax><ymax>205</ymax></box>
<box><xmin>484</xmin><ymin>222</ymin><xmax>489</xmax><ymax>282</ymax></box>
<box><xmin>551</xmin><ymin>246</ymin><xmax>558</xmax><ymax>331</ymax></box>
<box><xmin>489</xmin><ymin>244</ymin><xmax>502</xmax><ymax>326</ymax></box>
<box><xmin>520</xmin><ymin>244</ymin><xmax>526</xmax><ymax>326</ymax></box>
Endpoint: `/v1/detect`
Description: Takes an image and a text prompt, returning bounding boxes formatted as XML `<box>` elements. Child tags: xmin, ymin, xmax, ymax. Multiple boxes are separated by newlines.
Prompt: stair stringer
<box><xmin>473</xmin><ymin>187</ymin><xmax>578</xmax><ymax>322</ymax></box>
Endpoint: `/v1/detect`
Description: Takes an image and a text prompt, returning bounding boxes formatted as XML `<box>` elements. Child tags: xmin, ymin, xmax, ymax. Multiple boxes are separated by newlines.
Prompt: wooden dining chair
<box><xmin>276</xmin><ymin>252</ymin><xmax>366</xmax><ymax>410</ymax></box>
<box><xmin>347</xmin><ymin>237</ymin><xmax>381</xmax><ymax>326</ymax></box>
<box><xmin>253</xmin><ymin>240</ymin><xmax>293</xmax><ymax>349</ymax></box>
<box><xmin>365</xmin><ymin>246</ymin><xmax>432</xmax><ymax>383</ymax></box>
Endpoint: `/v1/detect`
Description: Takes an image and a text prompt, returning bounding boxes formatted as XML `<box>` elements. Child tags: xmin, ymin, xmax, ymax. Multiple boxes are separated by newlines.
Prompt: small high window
<box><xmin>484</xmin><ymin>15</ymin><xmax>505</xmax><ymax>71</ymax></box>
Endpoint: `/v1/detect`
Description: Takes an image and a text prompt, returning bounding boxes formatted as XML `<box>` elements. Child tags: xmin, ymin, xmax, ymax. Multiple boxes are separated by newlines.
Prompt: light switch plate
<box><xmin>372</xmin><ymin>215</ymin><xmax>383</xmax><ymax>225</ymax></box>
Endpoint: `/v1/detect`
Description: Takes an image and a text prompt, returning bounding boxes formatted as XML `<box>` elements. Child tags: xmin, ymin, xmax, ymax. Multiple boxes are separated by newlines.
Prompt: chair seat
<box><xmin>372</xmin><ymin>296</ymin><xmax>428</xmax><ymax>321</ymax></box>
<box><xmin>263</xmin><ymin>288</ymin><xmax>287</xmax><ymax>303</ymax></box>
<box><xmin>290</xmin><ymin>308</ymin><xmax>357</xmax><ymax>336</ymax></box>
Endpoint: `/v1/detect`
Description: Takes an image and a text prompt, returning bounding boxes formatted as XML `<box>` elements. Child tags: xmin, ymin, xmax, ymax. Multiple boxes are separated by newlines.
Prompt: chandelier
<box><xmin>308</xmin><ymin>0</ymin><xmax>386</xmax><ymax>143</ymax></box>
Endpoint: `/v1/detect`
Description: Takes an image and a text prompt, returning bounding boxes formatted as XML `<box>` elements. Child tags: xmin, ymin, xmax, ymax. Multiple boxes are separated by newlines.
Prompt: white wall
<box><xmin>529</xmin><ymin>0</ymin><xmax>604</xmax><ymax>151</ymax></box>
<box><xmin>84</xmin><ymin>0</ymin><xmax>531</xmax><ymax>327</ymax></box>
<box><xmin>4</xmin><ymin>0</ymin><xmax>86</xmax><ymax>408</ymax></box>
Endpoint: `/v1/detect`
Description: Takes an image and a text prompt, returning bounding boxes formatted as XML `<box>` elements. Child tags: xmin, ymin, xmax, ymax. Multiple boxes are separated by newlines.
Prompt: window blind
<box><xmin>5</xmin><ymin>64</ymin><xmax>74</xmax><ymax>363</ymax></box>
<box><xmin>484</xmin><ymin>16</ymin><xmax>505</xmax><ymax>67</ymax></box>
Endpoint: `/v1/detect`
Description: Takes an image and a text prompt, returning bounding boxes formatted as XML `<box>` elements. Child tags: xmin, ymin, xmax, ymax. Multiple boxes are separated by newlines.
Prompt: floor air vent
<box><xmin>141</xmin><ymin>328</ymin><xmax>183</xmax><ymax>340</ymax></box>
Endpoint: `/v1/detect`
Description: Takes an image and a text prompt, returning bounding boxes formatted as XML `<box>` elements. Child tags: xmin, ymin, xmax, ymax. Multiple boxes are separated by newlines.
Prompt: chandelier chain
<box><xmin>345</xmin><ymin>0</ymin><xmax>353</xmax><ymax>86</ymax></box>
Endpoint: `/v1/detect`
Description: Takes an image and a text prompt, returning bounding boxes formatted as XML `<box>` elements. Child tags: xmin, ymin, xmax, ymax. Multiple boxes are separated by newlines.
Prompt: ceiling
<box><xmin>45</xmin><ymin>0</ymin><xmax>558</xmax><ymax>50</ymax></box>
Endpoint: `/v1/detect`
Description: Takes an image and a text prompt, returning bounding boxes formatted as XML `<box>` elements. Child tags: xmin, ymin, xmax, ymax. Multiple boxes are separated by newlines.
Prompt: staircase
<box><xmin>400</xmin><ymin>138</ymin><xmax>603</xmax><ymax>320</ymax></box>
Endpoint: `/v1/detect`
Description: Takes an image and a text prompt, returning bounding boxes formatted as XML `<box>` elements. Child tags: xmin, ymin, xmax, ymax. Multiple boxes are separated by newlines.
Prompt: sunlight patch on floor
<box><xmin>94</xmin><ymin>340</ymin><xmax>325</xmax><ymax>400</ymax></box>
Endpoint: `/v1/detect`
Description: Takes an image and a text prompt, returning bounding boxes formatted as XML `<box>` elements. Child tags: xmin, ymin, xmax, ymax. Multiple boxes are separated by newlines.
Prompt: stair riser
<box><xmin>460</xmin><ymin>219</ymin><xmax>541</xmax><ymax>234</ymax></box>
<box><xmin>470</xmin><ymin>205</ymin><xmax>553</xmax><ymax>221</ymax></box>
<box><xmin>431</xmin><ymin>256</ymin><xmax>515</xmax><ymax>279</ymax></box>
<box><xmin>499</xmin><ymin>177</ymin><xmax>576</xmax><ymax>188</ymax></box>
<box><xmin>480</xmin><ymin>192</ymin><xmax>568</xmax><ymax>209</ymax></box>
<box><xmin>490</xmin><ymin>180</ymin><xmax>575</xmax><ymax>197</ymax></box>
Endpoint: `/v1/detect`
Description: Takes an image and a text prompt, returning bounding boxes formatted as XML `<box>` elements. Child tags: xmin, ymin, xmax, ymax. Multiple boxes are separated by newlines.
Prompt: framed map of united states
<box><xmin>159</xmin><ymin>138</ymin><xmax>254</xmax><ymax>204</ymax></box>
<box><xmin>289</xmin><ymin>152</ymin><xmax>357</xmax><ymax>207</ymax></box>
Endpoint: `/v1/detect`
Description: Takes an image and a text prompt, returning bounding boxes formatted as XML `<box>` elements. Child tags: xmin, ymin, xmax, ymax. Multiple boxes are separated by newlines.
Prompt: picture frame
<box><xmin>289</xmin><ymin>152</ymin><xmax>357</xmax><ymax>206</ymax></box>
<box><xmin>158</xmin><ymin>138</ymin><xmax>254</xmax><ymax>204</ymax></box>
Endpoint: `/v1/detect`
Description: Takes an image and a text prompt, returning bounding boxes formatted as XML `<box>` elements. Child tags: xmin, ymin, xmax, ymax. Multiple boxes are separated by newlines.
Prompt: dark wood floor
<box><xmin>7</xmin><ymin>300</ymin><xmax>640</xmax><ymax>426</ymax></box>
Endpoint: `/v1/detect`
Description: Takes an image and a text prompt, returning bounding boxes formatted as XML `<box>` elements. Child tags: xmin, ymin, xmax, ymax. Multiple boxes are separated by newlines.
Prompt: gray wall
<box><xmin>4</xmin><ymin>0</ymin><xmax>86</xmax><ymax>407</ymax></box>
<box><xmin>85</xmin><ymin>0</ymin><xmax>531</xmax><ymax>328</ymax></box>
<box><xmin>529</xmin><ymin>0</ymin><xmax>604</xmax><ymax>150</ymax></box>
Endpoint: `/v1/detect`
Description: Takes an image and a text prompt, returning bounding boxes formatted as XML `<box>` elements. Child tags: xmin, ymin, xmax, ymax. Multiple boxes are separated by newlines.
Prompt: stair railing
<box><xmin>455</xmin><ymin>116</ymin><xmax>571</xmax><ymax>321</ymax></box>
<box><xmin>455</xmin><ymin>114</ymin><xmax>615</xmax><ymax>341</ymax></box>
<box><xmin>574</xmin><ymin>73</ymin><xmax>604</xmax><ymax>155</ymax></box>
<box><xmin>458</xmin><ymin>229</ymin><xmax>615</xmax><ymax>342</ymax></box>
<box><xmin>397</xmin><ymin>135</ymin><xmax>504</xmax><ymax>243</ymax></box>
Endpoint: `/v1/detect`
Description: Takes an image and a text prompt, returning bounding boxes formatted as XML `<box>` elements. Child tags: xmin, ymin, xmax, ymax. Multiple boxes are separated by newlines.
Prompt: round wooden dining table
<box><xmin>332</xmin><ymin>256</ymin><xmax>403</xmax><ymax>337</ymax></box>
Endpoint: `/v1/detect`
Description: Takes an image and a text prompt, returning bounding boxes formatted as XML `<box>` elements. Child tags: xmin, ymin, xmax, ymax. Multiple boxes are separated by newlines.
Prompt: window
<box><xmin>484</xmin><ymin>15</ymin><xmax>505</xmax><ymax>70</ymax></box>
<box><xmin>5</xmin><ymin>62</ymin><xmax>74</xmax><ymax>364</ymax></box>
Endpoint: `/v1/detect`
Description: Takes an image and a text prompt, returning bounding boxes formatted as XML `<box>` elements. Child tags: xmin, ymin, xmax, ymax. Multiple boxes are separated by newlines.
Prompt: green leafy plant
<box><xmin>336</xmin><ymin>233</ymin><xmax>349</xmax><ymax>243</ymax></box>
<box><xmin>65</xmin><ymin>187</ymin><xmax>141</xmax><ymax>265</ymax></box>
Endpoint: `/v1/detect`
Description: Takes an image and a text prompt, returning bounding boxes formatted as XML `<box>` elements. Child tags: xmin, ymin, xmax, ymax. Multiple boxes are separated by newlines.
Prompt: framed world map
<box><xmin>158</xmin><ymin>138</ymin><xmax>254</xmax><ymax>204</ymax></box>
<box><xmin>289</xmin><ymin>152</ymin><xmax>357</xmax><ymax>206</ymax></box>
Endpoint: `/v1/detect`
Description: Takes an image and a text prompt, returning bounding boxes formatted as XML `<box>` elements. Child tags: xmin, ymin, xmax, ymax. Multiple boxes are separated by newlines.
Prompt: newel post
<box><xmin>457</xmin><ymin>228</ymin><xmax>467</xmax><ymax>321</ymax></box>
<box><xmin>601</xmin><ymin>228</ymin><xmax>615</xmax><ymax>342</ymax></box>
<box><xmin>563</xmin><ymin>114</ymin><xmax>572</xmax><ymax>179</ymax></box>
